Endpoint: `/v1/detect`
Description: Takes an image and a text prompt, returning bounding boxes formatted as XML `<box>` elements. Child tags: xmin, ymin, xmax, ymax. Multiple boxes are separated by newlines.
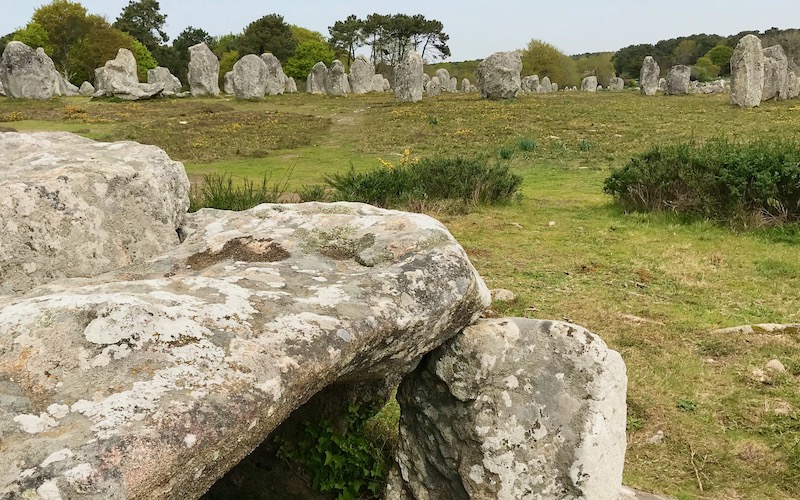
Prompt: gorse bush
<box><xmin>326</xmin><ymin>156</ymin><xmax>522</xmax><ymax>210</ymax></box>
<box><xmin>604</xmin><ymin>138</ymin><xmax>800</xmax><ymax>225</ymax></box>
<box><xmin>189</xmin><ymin>172</ymin><xmax>288</xmax><ymax>212</ymax></box>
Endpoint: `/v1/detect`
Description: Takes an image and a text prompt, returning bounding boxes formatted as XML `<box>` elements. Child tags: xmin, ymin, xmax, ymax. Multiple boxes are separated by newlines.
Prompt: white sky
<box><xmin>1</xmin><ymin>0</ymin><xmax>799</xmax><ymax>60</ymax></box>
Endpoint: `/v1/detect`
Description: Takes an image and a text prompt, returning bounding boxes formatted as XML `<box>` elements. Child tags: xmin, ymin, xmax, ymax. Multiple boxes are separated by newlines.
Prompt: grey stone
<box><xmin>260</xmin><ymin>53</ymin><xmax>286</xmax><ymax>96</ymax></box>
<box><xmin>0</xmin><ymin>80</ymin><xmax>4</xmax><ymax>96</ymax></box>
<box><xmin>435</xmin><ymin>68</ymin><xmax>451</xmax><ymax>91</ymax></box>
<box><xmin>765</xmin><ymin>359</ymin><xmax>786</xmax><ymax>373</ymax></box>
<box><xmin>665</xmin><ymin>65</ymin><xmax>691</xmax><ymax>95</ymax></box>
<box><xmin>383</xmin><ymin>78</ymin><xmax>391</xmax><ymax>92</ymax></box>
<box><xmin>0</xmin><ymin>197</ymin><xmax>489</xmax><ymax>499</ymax></box>
<box><xmin>476</xmin><ymin>51</ymin><xmax>522</xmax><ymax>100</ymax></box>
<box><xmin>78</xmin><ymin>81</ymin><xmax>94</xmax><ymax>97</ymax></box>
<box><xmin>762</xmin><ymin>44</ymin><xmax>789</xmax><ymax>101</ymax></box>
<box><xmin>461</xmin><ymin>78</ymin><xmax>471</xmax><ymax>92</ymax></box>
<box><xmin>55</xmin><ymin>72</ymin><xmax>79</xmax><ymax>97</ymax></box>
<box><xmin>552</xmin><ymin>82</ymin><xmax>558</xmax><ymax>92</ymax></box>
<box><xmin>427</xmin><ymin>76</ymin><xmax>441</xmax><ymax>97</ymax></box>
<box><xmin>640</xmin><ymin>56</ymin><xmax>660</xmax><ymax>96</ymax></box>
<box><xmin>147</xmin><ymin>66</ymin><xmax>181</xmax><ymax>93</ymax></box>
<box><xmin>449</xmin><ymin>76</ymin><xmax>457</xmax><ymax>93</ymax></box>
<box><xmin>223</xmin><ymin>71</ymin><xmax>234</xmax><ymax>95</ymax></box>
<box><xmin>349</xmin><ymin>55</ymin><xmax>375</xmax><ymax>94</ymax></box>
<box><xmin>188</xmin><ymin>42</ymin><xmax>220</xmax><ymax>97</ymax></box>
<box><xmin>540</xmin><ymin>76</ymin><xmax>552</xmax><ymax>93</ymax></box>
<box><xmin>521</xmin><ymin>75</ymin><xmax>539</xmax><ymax>93</ymax></box>
<box><xmin>730</xmin><ymin>34</ymin><xmax>765</xmax><ymax>108</ymax></box>
<box><xmin>422</xmin><ymin>73</ymin><xmax>430</xmax><ymax>84</ymax></box>
<box><xmin>581</xmin><ymin>75</ymin><xmax>598</xmax><ymax>92</ymax></box>
<box><xmin>658</xmin><ymin>78</ymin><xmax>667</xmax><ymax>91</ymax></box>
<box><xmin>94</xmin><ymin>49</ymin><xmax>164</xmax><ymax>101</ymax></box>
<box><xmin>324</xmin><ymin>60</ymin><xmax>348</xmax><ymax>96</ymax></box>
<box><xmin>789</xmin><ymin>71</ymin><xmax>800</xmax><ymax>99</ymax></box>
<box><xmin>372</xmin><ymin>73</ymin><xmax>386</xmax><ymax>92</ymax></box>
<box><xmin>0</xmin><ymin>132</ymin><xmax>189</xmax><ymax>295</ymax></box>
<box><xmin>390</xmin><ymin>317</ymin><xmax>627</xmax><ymax>499</ymax></box>
<box><xmin>307</xmin><ymin>62</ymin><xmax>327</xmax><ymax>94</ymax></box>
<box><xmin>394</xmin><ymin>51</ymin><xmax>424</xmax><ymax>102</ymax></box>
<box><xmin>609</xmin><ymin>76</ymin><xmax>625</xmax><ymax>91</ymax></box>
<box><xmin>232</xmin><ymin>54</ymin><xmax>268</xmax><ymax>99</ymax></box>
<box><xmin>285</xmin><ymin>76</ymin><xmax>297</xmax><ymax>93</ymax></box>
<box><xmin>0</xmin><ymin>41</ymin><xmax>59</xmax><ymax>100</ymax></box>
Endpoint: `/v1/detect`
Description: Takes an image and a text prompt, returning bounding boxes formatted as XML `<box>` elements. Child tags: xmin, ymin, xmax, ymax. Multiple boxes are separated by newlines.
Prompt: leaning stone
<box><xmin>147</xmin><ymin>66</ymin><xmax>181</xmax><ymax>93</ymax></box>
<box><xmin>476</xmin><ymin>51</ymin><xmax>522</xmax><ymax>100</ymax></box>
<box><xmin>0</xmin><ymin>131</ymin><xmax>189</xmax><ymax>295</ymax></box>
<box><xmin>390</xmin><ymin>317</ymin><xmax>627</xmax><ymax>499</ymax></box>
<box><xmin>54</xmin><ymin>72</ymin><xmax>79</xmax><ymax>97</ymax></box>
<box><xmin>324</xmin><ymin>60</ymin><xmax>348</xmax><ymax>96</ymax></box>
<box><xmin>307</xmin><ymin>62</ymin><xmax>327</xmax><ymax>94</ymax></box>
<box><xmin>640</xmin><ymin>56</ymin><xmax>660</xmax><ymax>96</ymax></box>
<box><xmin>188</xmin><ymin>42</ymin><xmax>220</xmax><ymax>97</ymax></box>
<box><xmin>0</xmin><ymin>41</ymin><xmax>59</xmax><ymax>99</ymax></box>
<box><xmin>581</xmin><ymin>75</ymin><xmax>598</xmax><ymax>92</ymax></box>
<box><xmin>394</xmin><ymin>51</ymin><xmax>424</xmax><ymax>102</ymax></box>
<box><xmin>349</xmin><ymin>55</ymin><xmax>375</xmax><ymax>94</ymax></box>
<box><xmin>665</xmin><ymin>65</ymin><xmax>691</xmax><ymax>95</ymax></box>
<box><xmin>0</xmin><ymin>200</ymin><xmax>489</xmax><ymax>499</ymax></box>
<box><xmin>93</xmin><ymin>49</ymin><xmax>164</xmax><ymax>101</ymax></box>
<box><xmin>284</xmin><ymin>76</ymin><xmax>297</xmax><ymax>93</ymax></box>
<box><xmin>609</xmin><ymin>76</ymin><xmax>625</xmax><ymax>91</ymax></box>
<box><xmin>762</xmin><ymin>44</ymin><xmax>789</xmax><ymax>101</ymax></box>
<box><xmin>232</xmin><ymin>54</ymin><xmax>268</xmax><ymax>99</ymax></box>
<box><xmin>260</xmin><ymin>53</ymin><xmax>287</xmax><ymax>96</ymax></box>
<box><xmin>730</xmin><ymin>34</ymin><xmax>765</xmax><ymax>108</ymax></box>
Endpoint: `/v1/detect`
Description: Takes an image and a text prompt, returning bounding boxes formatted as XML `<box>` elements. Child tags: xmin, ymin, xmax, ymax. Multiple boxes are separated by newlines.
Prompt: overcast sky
<box><xmin>2</xmin><ymin>0</ymin><xmax>799</xmax><ymax>60</ymax></box>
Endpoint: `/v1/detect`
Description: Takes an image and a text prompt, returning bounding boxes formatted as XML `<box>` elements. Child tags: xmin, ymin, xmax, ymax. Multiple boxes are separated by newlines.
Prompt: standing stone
<box><xmin>762</xmin><ymin>45</ymin><xmax>789</xmax><ymax>101</ymax></box>
<box><xmin>147</xmin><ymin>66</ymin><xmax>181</xmax><ymax>93</ymax></box>
<box><xmin>730</xmin><ymin>34</ymin><xmax>765</xmax><ymax>108</ymax></box>
<box><xmin>285</xmin><ymin>76</ymin><xmax>297</xmax><ymax>93</ymax></box>
<box><xmin>394</xmin><ymin>51</ymin><xmax>424</xmax><ymax>102</ymax></box>
<box><xmin>0</xmin><ymin>41</ymin><xmax>59</xmax><ymax>99</ymax></box>
<box><xmin>0</xmin><ymin>80</ymin><xmax>4</xmax><ymax>96</ymax></box>
<box><xmin>422</xmin><ymin>73</ymin><xmax>431</xmax><ymax>85</ymax></box>
<box><xmin>224</xmin><ymin>71</ymin><xmax>235</xmax><ymax>94</ymax></box>
<box><xmin>540</xmin><ymin>76</ymin><xmax>552</xmax><ymax>93</ymax></box>
<box><xmin>658</xmin><ymin>77</ymin><xmax>667</xmax><ymax>91</ymax></box>
<box><xmin>389</xmin><ymin>318</ymin><xmax>627</xmax><ymax>500</ymax></box>
<box><xmin>188</xmin><ymin>42</ymin><xmax>220</xmax><ymax>97</ymax></box>
<box><xmin>260</xmin><ymin>53</ymin><xmax>286</xmax><ymax>96</ymax></box>
<box><xmin>665</xmin><ymin>65</ymin><xmax>691</xmax><ymax>95</ymax></box>
<box><xmin>789</xmin><ymin>71</ymin><xmax>800</xmax><ymax>99</ymax></box>
<box><xmin>383</xmin><ymin>78</ymin><xmax>391</xmax><ymax>92</ymax></box>
<box><xmin>426</xmin><ymin>77</ymin><xmax>441</xmax><ymax>97</ymax></box>
<box><xmin>324</xmin><ymin>60</ymin><xmax>348</xmax><ymax>96</ymax></box>
<box><xmin>349</xmin><ymin>55</ymin><xmax>375</xmax><ymax>94</ymax></box>
<box><xmin>476</xmin><ymin>51</ymin><xmax>522</xmax><ymax>100</ymax></box>
<box><xmin>551</xmin><ymin>82</ymin><xmax>558</xmax><ymax>92</ymax></box>
<box><xmin>609</xmin><ymin>76</ymin><xmax>624</xmax><ymax>91</ymax></box>
<box><xmin>448</xmin><ymin>76</ymin><xmax>457</xmax><ymax>93</ymax></box>
<box><xmin>639</xmin><ymin>56</ymin><xmax>660</xmax><ymax>96</ymax></box>
<box><xmin>581</xmin><ymin>75</ymin><xmax>598</xmax><ymax>92</ymax></box>
<box><xmin>435</xmin><ymin>68</ymin><xmax>451</xmax><ymax>91</ymax></box>
<box><xmin>93</xmin><ymin>48</ymin><xmax>164</xmax><ymax>100</ymax></box>
<box><xmin>461</xmin><ymin>78</ymin><xmax>471</xmax><ymax>92</ymax></box>
<box><xmin>522</xmin><ymin>75</ymin><xmax>539</xmax><ymax>93</ymax></box>
<box><xmin>307</xmin><ymin>62</ymin><xmax>327</xmax><ymax>94</ymax></box>
<box><xmin>372</xmin><ymin>73</ymin><xmax>386</xmax><ymax>92</ymax></box>
<box><xmin>232</xmin><ymin>54</ymin><xmax>268</xmax><ymax>99</ymax></box>
<box><xmin>79</xmin><ymin>81</ymin><xmax>94</xmax><ymax>96</ymax></box>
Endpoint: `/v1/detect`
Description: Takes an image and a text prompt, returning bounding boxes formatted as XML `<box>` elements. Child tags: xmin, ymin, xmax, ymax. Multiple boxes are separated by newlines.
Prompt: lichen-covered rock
<box><xmin>324</xmin><ymin>60</ymin><xmax>347</xmax><ymax>96</ymax></box>
<box><xmin>521</xmin><ymin>75</ymin><xmax>539</xmax><ymax>93</ymax></box>
<box><xmin>609</xmin><ymin>76</ymin><xmax>625</xmax><ymax>91</ymax></box>
<box><xmin>260</xmin><ymin>53</ymin><xmax>287</xmax><ymax>96</ymax></box>
<box><xmin>581</xmin><ymin>75</ymin><xmax>598</xmax><ymax>92</ymax></box>
<box><xmin>476</xmin><ymin>51</ymin><xmax>521</xmax><ymax>100</ymax></box>
<box><xmin>0</xmin><ymin>132</ymin><xmax>189</xmax><ymax>295</ymax></box>
<box><xmin>730</xmin><ymin>34</ymin><xmax>764</xmax><ymax>108</ymax></box>
<box><xmin>349</xmin><ymin>55</ymin><xmax>376</xmax><ymax>94</ymax></box>
<box><xmin>540</xmin><ymin>76</ymin><xmax>553</xmax><ymax>93</ymax></box>
<box><xmin>665</xmin><ymin>65</ymin><xmax>691</xmax><ymax>95</ymax></box>
<box><xmin>427</xmin><ymin>76</ymin><xmax>442</xmax><ymax>97</ymax></box>
<box><xmin>188</xmin><ymin>42</ymin><xmax>220</xmax><ymax>97</ymax></box>
<box><xmin>371</xmin><ymin>73</ymin><xmax>386</xmax><ymax>92</ymax></box>
<box><xmin>0</xmin><ymin>41</ymin><xmax>59</xmax><ymax>100</ymax></box>
<box><xmin>789</xmin><ymin>71</ymin><xmax>800</xmax><ymax>99</ymax></box>
<box><xmin>147</xmin><ymin>67</ymin><xmax>181</xmax><ymax>94</ymax></box>
<box><xmin>434</xmin><ymin>68</ymin><xmax>451</xmax><ymax>92</ymax></box>
<box><xmin>223</xmin><ymin>71</ymin><xmax>234</xmax><ymax>94</ymax></box>
<box><xmin>55</xmin><ymin>72</ymin><xmax>79</xmax><ymax>97</ymax></box>
<box><xmin>461</xmin><ymin>78</ymin><xmax>471</xmax><ymax>93</ymax></box>
<box><xmin>284</xmin><ymin>76</ymin><xmax>297</xmax><ymax>93</ymax></box>
<box><xmin>232</xmin><ymin>54</ymin><xmax>268</xmax><ymax>99</ymax></box>
<box><xmin>0</xmin><ymin>201</ymin><xmax>489</xmax><ymax>500</ymax></box>
<box><xmin>94</xmin><ymin>49</ymin><xmax>164</xmax><ymax>101</ymax></box>
<box><xmin>389</xmin><ymin>317</ymin><xmax>627</xmax><ymax>500</ymax></box>
<box><xmin>762</xmin><ymin>44</ymin><xmax>789</xmax><ymax>101</ymax></box>
<box><xmin>79</xmin><ymin>81</ymin><xmax>95</xmax><ymax>97</ymax></box>
<box><xmin>307</xmin><ymin>62</ymin><xmax>327</xmax><ymax>94</ymax></box>
<box><xmin>0</xmin><ymin>79</ymin><xmax>5</xmax><ymax>96</ymax></box>
<box><xmin>395</xmin><ymin>51</ymin><xmax>424</xmax><ymax>102</ymax></box>
<box><xmin>640</xmin><ymin>56</ymin><xmax>660</xmax><ymax>96</ymax></box>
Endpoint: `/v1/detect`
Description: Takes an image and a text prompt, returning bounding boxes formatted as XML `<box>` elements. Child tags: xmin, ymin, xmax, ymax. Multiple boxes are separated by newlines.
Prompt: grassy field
<box><xmin>2</xmin><ymin>90</ymin><xmax>800</xmax><ymax>499</ymax></box>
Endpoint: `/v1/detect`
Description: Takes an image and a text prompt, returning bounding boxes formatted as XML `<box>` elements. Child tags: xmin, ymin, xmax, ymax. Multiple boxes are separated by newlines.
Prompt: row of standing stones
<box><xmin>0</xmin><ymin>130</ymin><xmax>628</xmax><ymax>499</ymax></box>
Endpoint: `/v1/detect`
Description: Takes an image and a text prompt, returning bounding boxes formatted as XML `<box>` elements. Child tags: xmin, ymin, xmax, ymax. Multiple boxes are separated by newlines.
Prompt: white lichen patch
<box><xmin>41</xmin><ymin>449</ymin><xmax>74</xmax><ymax>467</ymax></box>
<box><xmin>503</xmin><ymin>375</ymin><xmax>519</xmax><ymax>389</ymax></box>
<box><xmin>14</xmin><ymin>413</ymin><xmax>58</xmax><ymax>434</ymax></box>
<box><xmin>184</xmin><ymin>434</ymin><xmax>197</xmax><ymax>448</ymax></box>
<box><xmin>468</xmin><ymin>464</ymin><xmax>485</xmax><ymax>484</ymax></box>
<box><xmin>36</xmin><ymin>479</ymin><xmax>62</xmax><ymax>500</ymax></box>
<box><xmin>62</xmin><ymin>463</ymin><xmax>94</xmax><ymax>489</ymax></box>
<box><xmin>257</xmin><ymin>378</ymin><xmax>283</xmax><ymax>401</ymax></box>
<box><xmin>295</xmin><ymin>285</ymin><xmax>350</xmax><ymax>307</ymax></box>
<box><xmin>47</xmin><ymin>404</ymin><xmax>69</xmax><ymax>419</ymax></box>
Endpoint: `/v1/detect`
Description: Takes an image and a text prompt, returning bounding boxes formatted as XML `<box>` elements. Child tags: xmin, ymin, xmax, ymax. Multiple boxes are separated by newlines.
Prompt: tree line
<box><xmin>0</xmin><ymin>0</ymin><xmax>451</xmax><ymax>86</ymax></box>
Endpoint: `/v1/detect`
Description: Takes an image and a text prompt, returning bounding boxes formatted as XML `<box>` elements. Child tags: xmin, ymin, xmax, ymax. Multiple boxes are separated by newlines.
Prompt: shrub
<box><xmin>189</xmin><ymin>172</ymin><xmax>287</xmax><ymax>212</ymax></box>
<box><xmin>516</xmin><ymin>136</ymin><xmax>537</xmax><ymax>152</ymax></box>
<box><xmin>326</xmin><ymin>156</ymin><xmax>522</xmax><ymax>210</ymax></box>
<box><xmin>498</xmin><ymin>146</ymin><xmax>515</xmax><ymax>159</ymax></box>
<box><xmin>604</xmin><ymin>138</ymin><xmax>800</xmax><ymax>225</ymax></box>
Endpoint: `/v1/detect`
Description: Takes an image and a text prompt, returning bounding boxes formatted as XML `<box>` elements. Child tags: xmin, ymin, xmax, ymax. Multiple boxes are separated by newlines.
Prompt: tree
<box><xmin>113</xmin><ymin>0</ymin><xmax>168</xmax><ymax>54</ymax></box>
<box><xmin>290</xmin><ymin>25</ymin><xmax>326</xmax><ymax>46</ymax></box>
<box><xmin>413</xmin><ymin>16</ymin><xmax>451</xmax><ymax>62</ymax></box>
<box><xmin>705</xmin><ymin>45</ymin><xmax>734</xmax><ymax>75</ymax></box>
<box><xmin>284</xmin><ymin>40</ymin><xmax>335</xmax><ymax>80</ymax></box>
<box><xmin>32</xmin><ymin>0</ymin><xmax>91</xmax><ymax>78</ymax></box>
<box><xmin>574</xmin><ymin>52</ymin><xmax>615</xmax><ymax>86</ymax></box>
<box><xmin>692</xmin><ymin>56</ymin><xmax>720</xmax><ymax>81</ymax></box>
<box><xmin>520</xmin><ymin>39</ymin><xmax>579</xmax><ymax>87</ymax></box>
<box><xmin>328</xmin><ymin>14</ymin><xmax>364</xmax><ymax>67</ymax></box>
<box><xmin>238</xmin><ymin>14</ymin><xmax>296</xmax><ymax>62</ymax></box>
<box><xmin>611</xmin><ymin>43</ymin><xmax>657</xmax><ymax>79</ymax></box>
<box><xmin>12</xmin><ymin>22</ymin><xmax>52</xmax><ymax>55</ymax></box>
<box><xmin>673</xmin><ymin>39</ymin><xmax>698</xmax><ymax>65</ymax></box>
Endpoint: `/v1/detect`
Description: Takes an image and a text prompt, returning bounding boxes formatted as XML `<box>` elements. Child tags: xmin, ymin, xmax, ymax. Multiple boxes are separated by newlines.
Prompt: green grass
<box><xmin>3</xmin><ymin>90</ymin><xmax>800</xmax><ymax>499</ymax></box>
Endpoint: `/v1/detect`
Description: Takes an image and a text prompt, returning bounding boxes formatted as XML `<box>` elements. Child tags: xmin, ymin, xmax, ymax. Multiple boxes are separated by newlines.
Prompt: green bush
<box><xmin>604</xmin><ymin>139</ymin><xmax>800</xmax><ymax>225</ymax></box>
<box><xmin>517</xmin><ymin>136</ymin><xmax>537</xmax><ymax>152</ymax></box>
<box><xmin>189</xmin><ymin>172</ymin><xmax>288</xmax><ymax>212</ymax></box>
<box><xmin>326</xmin><ymin>156</ymin><xmax>522</xmax><ymax>210</ymax></box>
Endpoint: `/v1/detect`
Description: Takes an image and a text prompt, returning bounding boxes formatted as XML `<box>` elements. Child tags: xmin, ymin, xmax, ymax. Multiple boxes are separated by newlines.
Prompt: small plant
<box><xmin>63</xmin><ymin>105</ymin><xmax>87</xmax><ymax>119</ymax></box>
<box><xmin>676</xmin><ymin>399</ymin><xmax>698</xmax><ymax>412</ymax></box>
<box><xmin>189</xmin><ymin>172</ymin><xmax>289</xmax><ymax>212</ymax></box>
<box><xmin>578</xmin><ymin>139</ymin><xmax>593</xmax><ymax>152</ymax></box>
<box><xmin>2</xmin><ymin>111</ymin><xmax>23</xmax><ymax>122</ymax></box>
<box><xmin>427</xmin><ymin>115</ymin><xmax>439</xmax><ymax>125</ymax></box>
<box><xmin>498</xmin><ymin>146</ymin><xmax>515</xmax><ymax>160</ymax></box>
<box><xmin>517</xmin><ymin>136</ymin><xmax>537</xmax><ymax>152</ymax></box>
<box><xmin>298</xmin><ymin>184</ymin><xmax>331</xmax><ymax>202</ymax></box>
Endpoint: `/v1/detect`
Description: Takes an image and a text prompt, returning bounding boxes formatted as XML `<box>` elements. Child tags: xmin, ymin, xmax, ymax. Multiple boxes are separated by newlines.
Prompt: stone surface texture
<box><xmin>324</xmin><ymin>60</ymin><xmax>348</xmax><ymax>96</ymax></box>
<box><xmin>522</xmin><ymin>75</ymin><xmax>539</xmax><ymax>93</ymax></box>
<box><xmin>0</xmin><ymin>197</ymin><xmax>490</xmax><ymax>499</ymax></box>
<box><xmin>284</xmin><ymin>76</ymin><xmax>297</xmax><ymax>93</ymax></box>
<box><xmin>394</xmin><ymin>51</ymin><xmax>424</xmax><ymax>102</ymax></box>
<box><xmin>0</xmin><ymin>132</ymin><xmax>189</xmax><ymax>295</ymax></box>
<box><xmin>609</xmin><ymin>77</ymin><xmax>625</xmax><ymax>91</ymax></box>
<box><xmin>581</xmin><ymin>76</ymin><xmax>598</xmax><ymax>92</ymax></box>
<box><xmin>307</xmin><ymin>62</ymin><xmax>327</xmax><ymax>94</ymax></box>
<box><xmin>349</xmin><ymin>55</ymin><xmax>376</xmax><ymax>94</ymax></box>
<box><xmin>79</xmin><ymin>81</ymin><xmax>95</xmax><ymax>97</ymax></box>
<box><xmin>260</xmin><ymin>53</ymin><xmax>287</xmax><ymax>96</ymax></box>
<box><xmin>639</xmin><ymin>56</ymin><xmax>660</xmax><ymax>96</ymax></box>
<box><xmin>231</xmin><ymin>54</ymin><xmax>268</xmax><ymax>99</ymax></box>
<box><xmin>730</xmin><ymin>34</ymin><xmax>765</xmax><ymax>108</ymax></box>
<box><xmin>0</xmin><ymin>41</ymin><xmax>59</xmax><ymax>100</ymax></box>
<box><xmin>94</xmin><ymin>49</ymin><xmax>164</xmax><ymax>101</ymax></box>
<box><xmin>665</xmin><ymin>65</ymin><xmax>691</xmax><ymax>95</ymax></box>
<box><xmin>427</xmin><ymin>77</ymin><xmax>441</xmax><ymax>97</ymax></box>
<box><xmin>388</xmin><ymin>317</ymin><xmax>627</xmax><ymax>500</ymax></box>
<box><xmin>476</xmin><ymin>51</ymin><xmax>521</xmax><ymax>100</ymax></box>
<box><xmin>147</xmin><ymin>67</ymin><xmax>181</xmax><ymax>94</ymax></box>
<box><xmin>761</xmin><ymin>44</ymin><xmax>789</xmax><ymax>101</ymax></box>
<box><xmin>435</xmin><ymin>69</ymin><xmax>451</xmax><ymax>91</ymax></box>
<box><xmin>188</xmin><ymin>43</ymin><xmax>220</xmax><ymax>97</ymax></box>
